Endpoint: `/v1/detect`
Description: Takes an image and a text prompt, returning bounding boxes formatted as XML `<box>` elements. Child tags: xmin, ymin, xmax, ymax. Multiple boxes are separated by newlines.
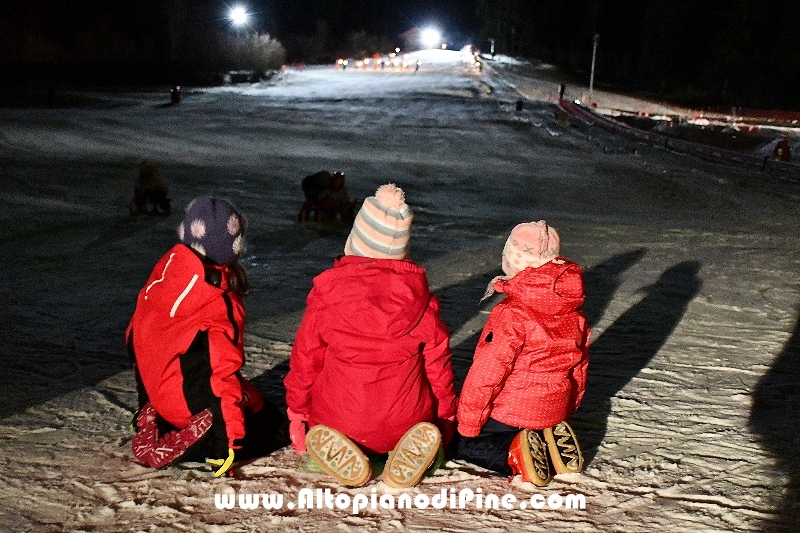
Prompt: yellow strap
<box><xmin>206</xmin><ymin>448</ymin><xmax>235</xmax><ymax>477</ymax></box>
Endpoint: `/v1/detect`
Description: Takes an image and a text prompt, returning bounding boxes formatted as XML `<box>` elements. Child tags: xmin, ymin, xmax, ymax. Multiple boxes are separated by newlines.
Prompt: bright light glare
<box><xmin>229</xmin><ymin>6</ymin><xmax>249</xmax><ymax>26</ymax></box>
<box><xmin>421</xmin><ymin>28</ymin><xmax>441</xmax><ymax>49</ymax></box>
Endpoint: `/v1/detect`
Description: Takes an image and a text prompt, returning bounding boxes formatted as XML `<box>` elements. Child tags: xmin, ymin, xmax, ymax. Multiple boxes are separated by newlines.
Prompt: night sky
<box><xmin>265</xmin><ymin>0</ymin><xmax>481</xmax><ymax>44</ymax></box>
<box><xmin>0</xmin><ymin>1</ymin><xmax>481</xmax><ymax>50</ymax></box>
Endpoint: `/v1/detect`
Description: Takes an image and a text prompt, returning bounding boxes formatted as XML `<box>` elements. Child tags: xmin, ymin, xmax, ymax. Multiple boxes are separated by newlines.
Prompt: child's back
<box><xmin>287</xmin><ymin>255</ymin><xmax>454</xmax><ymax>454</ymax></box>
<box><xmin>285</xmin><ymin>184</ymin><xmax>457</xmax><ymax>487</ymax></box>
<box><xmin>458</xmin><ymin>257</ymin><xmax>588</xmax><ymax>434</ymax></box>
<box><xmin>456</xmin><ymin>221</ymin><xmax>589</xmax><ymax>486</ymax></box>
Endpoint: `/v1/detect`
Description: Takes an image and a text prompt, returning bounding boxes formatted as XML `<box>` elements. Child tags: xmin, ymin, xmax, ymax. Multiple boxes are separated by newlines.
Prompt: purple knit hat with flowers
<box><xmin>177</xmin><ymin>196</ymin><xmax>246</xmax><ymax>265</ymax></box>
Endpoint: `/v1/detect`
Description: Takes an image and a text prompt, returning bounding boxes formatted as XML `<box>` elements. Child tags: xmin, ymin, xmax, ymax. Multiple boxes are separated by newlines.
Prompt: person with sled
<box><xmin>455</xmin><ymin>221</ymin><xmax>590</xmax><ymax>486</ymax></box>
<box><xmin>126</xmin><ymin>196</ymin><xmax>287</xmax><ymax>476</ymax></box>
<box><xmin>284</xmin><ymin>184</ymin><xmax>458</xmax><ymax>488</ymax></box>
<box><xmin>773</xmin><ymin>136</ymin><xmax>792</xmax><ymax>162</ymax></box>
<box><xmin>298</xmin><ymin>170</ymin><xmax>356</xmax><ymax>223</ymax></box>
<box><xmin>129</xmin><ymin>161</ymin><xmax>172</xmax><ymax>215</ymax></box>
<box><xmin>297</xmin><ymin>170</ymin><xmax>333</xmax><ymax>222</ymax></box>
<box><xmin>316</xmin><ymin>171</ymin><xmax>357</xmax><ymax>223</ymax></box>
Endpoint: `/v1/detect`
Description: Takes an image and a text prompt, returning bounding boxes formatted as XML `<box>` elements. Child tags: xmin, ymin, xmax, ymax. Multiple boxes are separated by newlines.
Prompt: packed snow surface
<box><xmin>1</xmin><ymin>50</ymin><xmax>799</xmax><ymax>532</ymax></box>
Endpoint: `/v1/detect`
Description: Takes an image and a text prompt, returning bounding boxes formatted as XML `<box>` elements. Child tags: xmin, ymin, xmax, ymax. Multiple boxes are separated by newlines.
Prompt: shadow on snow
<box><xmin>750</xmin><ymin>312</ymin><xmax>800</xmax><ymax>531</ymax></box>
<box><xmin>573</xmin><ymin>260</ymin><xmax>702</xmax><ymax>465</ymax></box>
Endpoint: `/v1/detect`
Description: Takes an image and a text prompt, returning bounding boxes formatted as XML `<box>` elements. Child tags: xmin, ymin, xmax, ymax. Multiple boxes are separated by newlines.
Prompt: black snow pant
<box><xmin>182</xmin><ymin>400</ymin><xmax>290</xmax><ymax>463</ymax></box>
<box><xmin>455</xmin><ymin>418</ymin><xmax>522</xmax><ymax>477</ymax></box>
<box><xmin>130</xmin><ymin>331</ymin><xmax>289</xmax><ymax>464</ymax></box>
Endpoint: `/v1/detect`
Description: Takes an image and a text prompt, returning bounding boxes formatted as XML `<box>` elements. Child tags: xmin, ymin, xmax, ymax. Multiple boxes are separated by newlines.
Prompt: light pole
<box><xmin>229</xmin><ymin>5</ymin><xmax>249</xmax><ymax>40</ymax></box>
<box><xmin>228</xmin><ymin>5</ymin><xmax>250</xmax><ymax>73</ymax></box>
<box><xmin>589</xmin><ymin>33</ymin><xmax>599</xmax><ymax>98</ymax></box>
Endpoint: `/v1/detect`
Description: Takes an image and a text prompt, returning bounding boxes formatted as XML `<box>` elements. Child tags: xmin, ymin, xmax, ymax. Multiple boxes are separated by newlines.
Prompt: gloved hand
<box><xmin>287</xmin><ymin>408</ymin><xmax>308</xmax><ymax>452</ymax></box>
<box><xmin>240</xmin><ymin>378</ymin><xmax>264</xmax><ymax>413</ymax></box>
<box><xmin>206</xmin><ymin>448</ymin><xmax>236</xmax><ymax>477</ymax></box>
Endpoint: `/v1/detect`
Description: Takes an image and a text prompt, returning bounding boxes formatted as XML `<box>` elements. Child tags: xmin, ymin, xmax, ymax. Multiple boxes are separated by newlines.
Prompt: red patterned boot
<box><xmin>132</xmin><ymin>403</ymin><xmax>213</xmax><ymax>469</ymax></box>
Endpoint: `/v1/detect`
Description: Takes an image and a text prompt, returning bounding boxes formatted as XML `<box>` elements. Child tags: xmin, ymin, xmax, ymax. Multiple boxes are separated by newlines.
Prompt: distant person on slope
<box><xmin>129</xmin><ymin>161</ymin><xmax>172</xmax><ymax>215</ymax></box>
<box><xmin>316</xmin><ymin>171</ymin><xmax>357</xmax><ymax>223</ymax></box>
<box><xmin>126</xmin><ymin>196</ymin><xmax>287</xmax><ymax>476</ymax></box>
<box><xmin>455</xmin><ymin>221</ymin><xmax>590</xmax><ymax>487</ymax></box>
<box><xmin>284</xmin><ymin>184</ymin><xmax>457</xmax><ymax>488</ymax></box>
<box><xmin>773</xmin><ymin>136</ymin><xmax>792</xmax><ymax>162</ymax></box>
<box><xmin>297</xmin><ymin>170</ymin><xmax>332</xmax><ymax>222</ymax></box>
<box><xmin>298</xmin><ymin>170</ymin><xmax>357</xmax><ymax>223</ymax></box>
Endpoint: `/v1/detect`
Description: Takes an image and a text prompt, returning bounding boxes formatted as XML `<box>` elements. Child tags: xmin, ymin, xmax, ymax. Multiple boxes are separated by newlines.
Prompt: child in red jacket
<box><xmin>127</xmin><ymin>196</ymin><xmax>286</xmax><ymax>476</ymax></box>
<box><xmin>284</xmin><ymin>184</ymin><xmax>457</xmax><ymax>488</ymax></box>
<box><xmin>456</xmin><ymin>221</ymin><xmax>589</xmax><ymax>486</ymax></box>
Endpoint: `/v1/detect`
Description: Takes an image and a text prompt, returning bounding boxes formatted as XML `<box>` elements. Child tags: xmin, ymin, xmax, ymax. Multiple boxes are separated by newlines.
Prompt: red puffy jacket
<box><xmin>126</xmin><ymin>244</ymin><xmax>248</xmax><ymax>451</ymax></box>
<box><xmin>457</xmin><ymin>258</ymin><xmax>589</xmax><ymax>437</ymax></box>
<box><xmin>284</xmin><ymin>255</ymin><xmax>457</xmax><ymax>454</ymax></box>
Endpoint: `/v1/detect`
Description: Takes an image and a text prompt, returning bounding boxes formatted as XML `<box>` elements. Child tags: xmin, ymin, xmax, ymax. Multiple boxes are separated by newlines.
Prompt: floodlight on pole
<box><xmin>229</xmin><ymin>5</ymin><xmax>249</xmax><ymax>26</ymax></box>
<box><xmin>421</xmin><ymin>28</ymin><xmax>441</xmax><ymax>49</ymax></box>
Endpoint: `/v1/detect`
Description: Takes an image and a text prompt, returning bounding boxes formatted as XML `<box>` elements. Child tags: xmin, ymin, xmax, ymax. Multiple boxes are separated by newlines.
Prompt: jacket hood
<box><xmin>498</xmin><ymin>258</ymin><xmax>585</xmax><ymax>315</ymax></box>
<box><xmin>312</xmin><ymin>255</ymin><xmax>431</xmax><ymax>337</ymax></box>
<box><xmin>137</xmin><ymin>244</ymin><xmax>223</xmax><ymax>319</ymax></box>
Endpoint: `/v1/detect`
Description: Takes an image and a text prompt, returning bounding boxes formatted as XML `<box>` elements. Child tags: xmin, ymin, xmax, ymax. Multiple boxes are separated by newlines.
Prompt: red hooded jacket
<box><xmin>457</xmin><ymin>258</ymin><xmax>589</xmax><ymax>437</ymax></box>
<box><xmin>284</xmin><ymin>255</ymin><xmax>458</xmax><ymax>454</ymax></box>
<box><xmin>126</xmin><ymin>244</ymin><xmax>248</xmax><ymax>451</ymax></box>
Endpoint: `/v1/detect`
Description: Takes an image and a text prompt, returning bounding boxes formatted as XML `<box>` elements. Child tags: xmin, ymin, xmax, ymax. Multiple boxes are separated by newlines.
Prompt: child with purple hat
<box><xmin>127</xmin><ymin>196</ymin><xmax>287</xmax><ymax>476</ymax></box>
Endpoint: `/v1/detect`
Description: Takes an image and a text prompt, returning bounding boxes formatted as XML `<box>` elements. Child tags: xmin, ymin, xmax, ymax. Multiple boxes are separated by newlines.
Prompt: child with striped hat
<box><xmin>284</xmin><ymin>184</ymin><xmax>457</xmax><ymax>488</ymax></box>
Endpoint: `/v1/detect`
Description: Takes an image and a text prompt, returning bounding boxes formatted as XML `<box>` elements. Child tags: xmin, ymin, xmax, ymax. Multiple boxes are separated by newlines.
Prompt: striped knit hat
<box><xmin>344</xmin><ymin>184</ymin><xmax>412</xmax><ymax>259</ymax></box>
<box><xmin>501</xmin><ymin>220</ymin><xmax>560</xmax><ymax>277</ymax></box>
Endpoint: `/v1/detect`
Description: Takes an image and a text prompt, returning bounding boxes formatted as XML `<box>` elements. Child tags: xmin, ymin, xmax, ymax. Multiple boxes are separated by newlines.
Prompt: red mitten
<box><xmin>240</xmin><ymin>378</ymin><xmax>264</xmax><ymax>413</ymax></box>
<box><xmin>287</xmin><ymin>408</ymin><xmax>308</xmax><ymax>452</ymax></box>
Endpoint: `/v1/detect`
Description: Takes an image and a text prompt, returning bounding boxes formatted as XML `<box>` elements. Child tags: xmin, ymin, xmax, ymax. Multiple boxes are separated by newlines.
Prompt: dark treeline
<box><xmin>0</xmin><ymin>0</ymin><xmax>286</xmax><ymax>86</ymax></box>
<box><xmin>478</xmin><ymin>0</ymin><xmax>800</xmax><ymax>110</ymax></box>
<box><xmin>2</xmin><ymin>0</ymin><xmax>799</xmax><ymax>110</ymax></box>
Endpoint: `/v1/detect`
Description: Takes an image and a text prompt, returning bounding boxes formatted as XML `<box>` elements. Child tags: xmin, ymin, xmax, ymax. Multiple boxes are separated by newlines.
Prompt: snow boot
<box><xmin>543</xmin><ymin>421</ymin><xmax>584</xmax><ymax>474</ymax></box>
<box><xmin>131</xmin><ymin>403</ymin><xmax>213</xmax><ymax>469</ymax></box>
<box><xmin>305</xmin><ymin>425</ymin><xmax>371</xmax><ymax>487</ymax></box>
<box><xmin>383</xmin><ymin>422</ymin><xmax>441</xmax><ymax>488</ymax></box>
<box><xmin>507</xmin><ymin>429</ymin><xmax>552</xmax><ymax>486</ymax></box>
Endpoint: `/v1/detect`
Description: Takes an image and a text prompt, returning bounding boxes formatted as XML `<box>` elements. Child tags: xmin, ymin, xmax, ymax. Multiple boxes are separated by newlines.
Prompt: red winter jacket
<box><xmin>457</xmin><ymin>258</ymin><xmax>589</xmax><ymax>437</ymax></box>
<box><xmin>284</xmin><ymin>255</ymin><xmax>458</xmax><ymax>454</ymax></box>
<box><xmin>126</xmin><ymin>244</ymin><xmax>248</xmax><ymax>451</ymax></box>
